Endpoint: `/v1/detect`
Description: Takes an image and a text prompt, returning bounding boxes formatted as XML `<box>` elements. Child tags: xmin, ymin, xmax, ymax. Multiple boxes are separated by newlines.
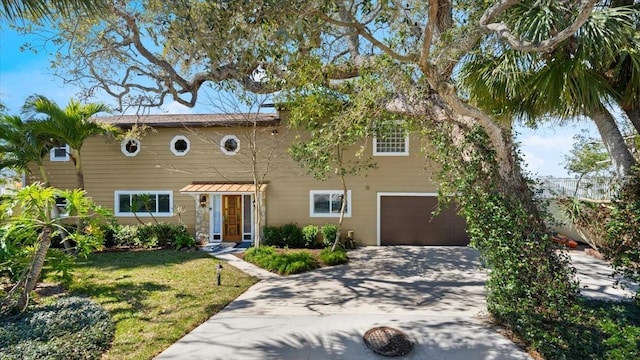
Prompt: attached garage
<box><xmin>377</xmin><ymin>193</ymin><xmax>469</xmax><ymax>246</ymax></box>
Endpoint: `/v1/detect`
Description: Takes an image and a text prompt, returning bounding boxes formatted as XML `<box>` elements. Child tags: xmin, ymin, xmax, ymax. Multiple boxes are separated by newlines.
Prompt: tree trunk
<box><xmin>590</xmin><ymin>108</ymin><xmax>637</xmax><ymax>179</ymax></box>
<box><xmin>253</xmin><ymin>187</ymin><xmax>262</xmax><ymax>248</ymax></box>
<box><xmin>623</xmin><ymin>107</ymin><xmax>640</xmax><ymax>137</ymax></box>
<box><xmin>37</xmin><ymin>163</ymin><xmax>50</xmax><ymax>187</ymax></box>
<box><xmin>331</xmin><ymin>173</ymin><xmax>348</xmax><ymax>252</ymax></box>
<box><xmin>16</xmin><ymin>225</ymin><xmax>52</xmax><ymax>312</ymax></box>
<box><xmin>73</xmin><ymin>149</ymin><xmax>85</xmax><ymax>190</ymax></box>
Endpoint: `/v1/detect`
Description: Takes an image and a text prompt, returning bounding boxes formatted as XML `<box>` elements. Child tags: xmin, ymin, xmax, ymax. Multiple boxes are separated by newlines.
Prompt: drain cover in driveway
<box><xmin>363</xmin><ymin>326</ymin><xmax>413</xmax><ymax>357</ymax></box>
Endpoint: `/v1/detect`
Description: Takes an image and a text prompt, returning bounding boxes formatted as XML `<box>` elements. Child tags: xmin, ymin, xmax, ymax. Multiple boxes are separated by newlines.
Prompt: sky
<box><xmin>0</xmin><ymin>23</ymin><xmax>592</xmax><ymax>178</ymax></box>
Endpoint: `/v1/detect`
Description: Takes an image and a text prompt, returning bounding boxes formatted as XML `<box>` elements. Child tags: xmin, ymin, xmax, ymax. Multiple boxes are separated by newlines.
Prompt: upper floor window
<box><xmin>309</xmin><ymin>190</ymin><xmax>352</xmax><ymax>218</ymax></box>
<box><xmin>114</xmin><ymin>191</ymin><xmax>173</xmax><ymax>217</ymax></box>
<box><xmin>374</xmin><ymin>123</ymin><xmax>408</xmax><ymax>156</ymax></box>
<box><xmin>220</xmin><ymin>135</ymin><xmax>240</xmax><ymax>156</ymax></box>
<box><xmin>170</xmin><ymin>135</ymin><xmax>190</xmax><ymax>156</ymax></box>
<box><xmin>121</xmin><ymin>138</ymin><xmax>141</xmax><ymax>157</ymax></box>
<box><xmin>50</xmin><ymin>145</ymin><xmax>70</xmax><ymax>162</ymax></box>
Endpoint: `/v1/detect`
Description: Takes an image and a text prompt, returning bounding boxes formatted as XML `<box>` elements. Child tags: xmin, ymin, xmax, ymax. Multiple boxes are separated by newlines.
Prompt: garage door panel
<box><xmin>380</xmin><ymin>196</ymin><xmax>469</xmax><ymax>246</ymax></box>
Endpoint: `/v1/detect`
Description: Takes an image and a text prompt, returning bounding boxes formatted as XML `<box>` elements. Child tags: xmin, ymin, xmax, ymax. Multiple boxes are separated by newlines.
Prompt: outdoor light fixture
<box><xmin>199</xmin><ymin>195</ymin><xmax>207</xmax><ymax>207</ymax></box>
<box><xmin>216</xmin><ymin>264</ymin><xmax>223</xmax><ymax>286</ymax></box>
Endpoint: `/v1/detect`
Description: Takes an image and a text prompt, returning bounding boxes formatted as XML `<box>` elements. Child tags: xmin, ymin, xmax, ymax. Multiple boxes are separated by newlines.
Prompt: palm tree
<box><xmin>0</xmin><ymin>114</ymin><xmax>52</xmax><ymax>186</ymax></box>
<box><xmin>1</xmin><ymin>0</ymin><xmax>108</xmax><ymax>21</ymax></box>
<box><xmin>459</xmin><ymin>4</ymin><xmax>639</xmax><ymax>180</ymax></box>
<box><xmin>23</xmin><ymin>95</ymin><xmax>116</xmax><ymax>190</ymax></box>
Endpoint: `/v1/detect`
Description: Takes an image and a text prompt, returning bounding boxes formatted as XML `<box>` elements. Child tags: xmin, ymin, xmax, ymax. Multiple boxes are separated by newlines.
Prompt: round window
<box><xmin>220</xmin><ymin>135</ymin><xmax>240</xmax><ymax>155</ymax></box>
<box><xmin>121</xmin><ymin>138</ymin><xmax>141</xmax><ymax>157</ymax></box>
<box><xmin>170</xmin><ymin>135</ymin><xmax>190</xmax><ymax>156</ymax></box>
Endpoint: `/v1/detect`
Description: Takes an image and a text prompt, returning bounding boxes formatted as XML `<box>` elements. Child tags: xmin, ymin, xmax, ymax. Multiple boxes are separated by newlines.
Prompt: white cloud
<box><xmin>515</xmin><ymin>123</ymin><xmax>592</xmax><ymax>177</ymax></box>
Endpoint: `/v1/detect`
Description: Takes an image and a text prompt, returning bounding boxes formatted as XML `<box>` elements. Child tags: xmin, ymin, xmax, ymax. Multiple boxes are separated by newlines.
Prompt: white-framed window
<box><xmin>309</xmin><ymin>190</ymin><xmax>352</xmax><ymax>218</ymax></box>
<box><xmin>170</xmin><ymin>135</ymin><xmax>190</xmax><ymax>156</ymax></box>
<box><xmin>114</xmin><ymin>191</ymin><xmax>173</xmax><ymax>217</ymax></box>
<box><xmin>374</xmin><ymin>123</ymin><xmax>409</xmax><ymax>156</ymax></box>
<box><xmin>50</xmin><ymin>145</ymin><xmax>70</xmax><ymax>162</ymax></box>
<box><xmin>220</xmin><ymin>135</ymin><xmax>240</xmax><ymax>155</ymax></box>
<box><xmin>121</xmin><ymin>138</ymin><xmax>141</xmax><ymax>157</ymax></box>
<box><xmin>53</xmin><ymin>196</ymin><xmax>69</xmax><ymax>218</ymax></box>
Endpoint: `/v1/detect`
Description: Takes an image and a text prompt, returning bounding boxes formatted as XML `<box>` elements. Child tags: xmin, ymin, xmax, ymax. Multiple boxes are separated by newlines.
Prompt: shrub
<box><xmin>262</xmin><ymin>226</ymin><xmax>284</xmax><ymax>247</ymax></box>
<box><xmin>114</xmin><ymin>225</ymin><xmax>143</xmax><ymax>248</ymax></box>
<box><xmin>174</xmin><ymin>232</ymin><xmax>196</xmax><ymax>250</ymax></box>
<box><xmin>319</xmin><ymin>247</ymin><xmax>348</xmax><ymax>266</ymax></box>
<box><xmin>112</xmin><ymin>223</ymin><xmax>190</xmax><ymax>249</ymax></box>
<box><xmin>263</xmin><ymin>224</ymin><xmax>304</xmax><ymax>248</ymax></box>
<box><xmin>302</xmin><ymin>225</ymin><xmax>320</xmax><ymax>248</ymax></box>
<box><xmin>280</xmin><ymin>223</ymin><xmax>304</xmax><ymax>248</ymax></box>
<box><xmin>244</xmin><ymin>246</ymin><xmax>277</xmax><ymax>263</ymax></box>
<box><xmin>244</xmin><ymin>246</ymin><xmax>318</xmax><ymax>275</ymax></box>
<box><xmin>144</xmin><ymin>223</ymin><xmax>187</xmax><ymax>248</ymax></box>
<box><xmin>0</xmin><ymin>296</ymin><xmax>115</xmax><ymax>360</ymax></box>
<box><xmin>321</xmin><ymin>224</ymin><xmax>338</xmax><ymax>247</ymax></box>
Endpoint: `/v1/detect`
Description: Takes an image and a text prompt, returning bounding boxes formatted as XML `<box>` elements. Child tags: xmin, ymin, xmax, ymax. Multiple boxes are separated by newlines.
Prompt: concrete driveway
<box><xmin>156</xmin><ymin>247</ymin><xmax>532</xmax><ymax>360</ymax></box>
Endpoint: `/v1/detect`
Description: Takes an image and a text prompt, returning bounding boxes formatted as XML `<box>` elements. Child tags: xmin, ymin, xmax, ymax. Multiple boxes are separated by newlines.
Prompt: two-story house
<box><xmin>29</xmin><ymin>112</ymin><xmax>468</xmax><ymax>247</ymax></box>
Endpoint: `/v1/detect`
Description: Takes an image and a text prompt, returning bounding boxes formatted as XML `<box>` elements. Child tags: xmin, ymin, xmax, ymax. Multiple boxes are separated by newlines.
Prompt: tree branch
<box><xmin>480</xmin><ymin>0</ymin><xmax>597</xmax><ymax>52</ymax></box>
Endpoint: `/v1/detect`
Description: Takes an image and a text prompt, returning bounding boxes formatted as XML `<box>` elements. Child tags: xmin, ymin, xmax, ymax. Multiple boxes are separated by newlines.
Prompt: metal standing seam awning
<box><xmin>180</xmin><ymin>183</ymin><xmax>268</xmax><ymax>193</ymax></box>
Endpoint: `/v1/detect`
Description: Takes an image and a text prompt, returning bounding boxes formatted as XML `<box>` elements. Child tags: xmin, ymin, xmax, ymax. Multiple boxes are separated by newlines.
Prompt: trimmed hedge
<box><xmin>0</xmin><ymin>296</ymin><xmax>114</xmax><ymax>360</ymax></box>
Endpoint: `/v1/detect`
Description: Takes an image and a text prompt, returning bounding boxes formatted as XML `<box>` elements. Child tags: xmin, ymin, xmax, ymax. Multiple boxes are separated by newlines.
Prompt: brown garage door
<box><xmin>380</xmin><ymin>196</ymin><xmax>469</xmax><ymax>246</ymax></box>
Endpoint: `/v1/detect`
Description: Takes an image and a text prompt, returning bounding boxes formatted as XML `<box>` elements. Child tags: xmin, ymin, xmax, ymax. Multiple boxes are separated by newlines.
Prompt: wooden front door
<box><xmin>223</xmin><ymin>195</ymin><xmax>242</xmax><ymax>242</ymax></box>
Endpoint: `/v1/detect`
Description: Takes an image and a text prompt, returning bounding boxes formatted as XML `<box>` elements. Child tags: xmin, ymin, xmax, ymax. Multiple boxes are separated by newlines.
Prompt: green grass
<box><xmin>64</xmin><ymin>250</ymin><xmax>258</xmax><ymax>360</ymax></box>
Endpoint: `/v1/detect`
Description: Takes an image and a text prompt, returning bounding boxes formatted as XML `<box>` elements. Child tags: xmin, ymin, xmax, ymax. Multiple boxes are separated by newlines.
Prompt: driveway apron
<box><xmin>156</xmin><ymin>246</ymin><xmax>532</xmax><ymax>360</ymax></box>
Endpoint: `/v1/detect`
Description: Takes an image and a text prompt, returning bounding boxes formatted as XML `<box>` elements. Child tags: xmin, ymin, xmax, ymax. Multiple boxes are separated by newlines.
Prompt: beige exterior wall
<box><xmin>29</xmin><ymin>121</ymin><xmax>439</xmax><ymax>246</ymax></box>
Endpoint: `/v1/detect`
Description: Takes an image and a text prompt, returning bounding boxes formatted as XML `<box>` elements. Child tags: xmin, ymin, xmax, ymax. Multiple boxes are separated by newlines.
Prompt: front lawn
<box><xmin>66</xmin><ymin>250</ymin><xmax>258</xmax><ymax>360</ymax></box>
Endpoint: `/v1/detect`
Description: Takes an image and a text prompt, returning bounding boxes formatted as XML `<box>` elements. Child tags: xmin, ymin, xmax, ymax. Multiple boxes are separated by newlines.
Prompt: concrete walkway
<box><xmin>156</xmin><ymin>246</ymin><xmax>637</xmax><ymax>360</ymax></box>
<box><xmin>156</xmin><ymin>247</ymin><xmax>532</xmax><ymax>360</ymax></box>
<box><xmin>566</xmin><ymin>250</ymin><xmax>638</xmax><ymax>301</ymax></box>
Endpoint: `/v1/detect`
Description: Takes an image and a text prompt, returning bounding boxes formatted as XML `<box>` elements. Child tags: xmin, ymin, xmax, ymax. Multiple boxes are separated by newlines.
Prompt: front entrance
<box><xmin>223</xmin><ymin>195</ymin><xmax>242</xmax><ymax>242</ymax></box>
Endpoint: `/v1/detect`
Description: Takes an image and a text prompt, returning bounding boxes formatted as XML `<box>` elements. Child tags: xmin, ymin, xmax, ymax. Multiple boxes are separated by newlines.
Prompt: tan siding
<box><xmin>29</xmin><ymin>124</ymin><xmax>441</xmax><ymax>245</ymax></box>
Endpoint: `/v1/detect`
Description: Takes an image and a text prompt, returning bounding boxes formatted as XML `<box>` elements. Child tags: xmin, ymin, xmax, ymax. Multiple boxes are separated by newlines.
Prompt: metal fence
<box><xmin>533</xmin><ymin>177</ymin><xmax>616</xmax><ymax>201</ymax></box>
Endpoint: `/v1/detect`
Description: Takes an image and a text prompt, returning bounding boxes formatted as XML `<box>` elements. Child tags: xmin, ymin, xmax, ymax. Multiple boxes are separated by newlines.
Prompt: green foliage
<box><xmin>508</xmin><ymin>299</ymin><xmax>640</xmax><ymax>359</ymax></box>
<box><xmin>301</xmin><ymin>225</ymin><xmax>320</xmax><ymax>248</ymax></box>
<box><xmin>601</xmin><ymin>172</ymin><xmax>640</xmax><ymax>291</ymax></box>
<box><xmin>319</xmin><ymin>247</ymin><xmax>348</xmax><ymax>266</ymax></box>
<box><xmin>112</xmin><ymin>223</ymin><xmax>190</xmax><ymax>249</ymax></box>
<box><xmin>262</xmin><ymin>223</ymin><xmax>304</xmax><ymax>248</ymax></box>
<box><xmin>280</xmin><ymin>223</ymin><xmax>304</xmax><ymax>248</ymax></box>
<box><xmin>262</xmin><ymin>226</ymin><xmax>284</xmax><ymax>247</ymax></box>
<box><xmin>425</xmin><ymin>122</ymin><xmax>578</xmax><ymax>347</ymax></box>
<box><xmin>244</xmin><ymin>246</ymin><xmax>318</xmax><ymax>275</ymax></box>
<box><xmin>321</xmin><ymin>224</ymin><xmax>338</xmax><ymax>247</ymax></box>
<box><xmin>0</xmin><ymin>296</ymin><xmax>114</xmax><ymax>360</ymax></box>
<box><xmin>564</xmin><ymin>131</ymin><xmax>614</xmax><ymax>178</ymax></box>
<box><xmin>174</xmin><ymin>232</ymin><xmax>195</xmax><ymax>250</ymax></box>
<box><xmin>560</xmin><ymin>168</ymin><xmax>640</xmax><ymax>297</ymax></box>
<box><xmin>113</xmin><ymin>225</ymin><xmax>144</xmax><ymax>248</ymax></box>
